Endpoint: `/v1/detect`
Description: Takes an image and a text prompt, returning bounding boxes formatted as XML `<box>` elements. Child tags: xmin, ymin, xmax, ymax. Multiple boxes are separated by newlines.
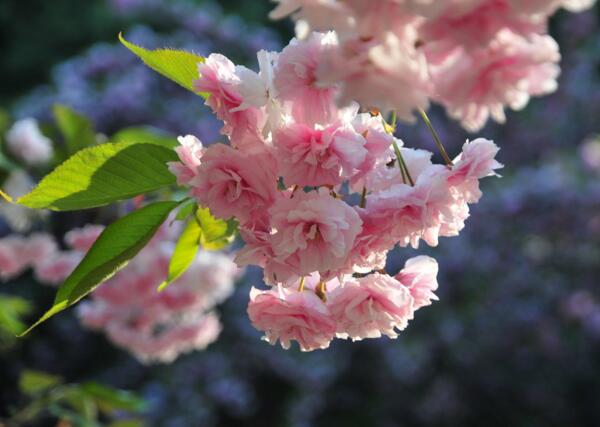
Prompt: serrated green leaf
<box><xmin>80</xmin><ymin>382</ymin><xmax>147</xmax><ymax>413</ymax></box>
<box><xmin>53</xmin><ymin>104</ymin><xmax>97</xmax><ymax>156</ymax></box>
<box><xmin>112</xmin><ymin>126</ymin><xmax>178</xmax><ymax>149</ymax></box>
<box><xmin>16</xmin><ymin>141</ymin><xmax>178</xmax><ymax>211</ymax></box>
<box><xmin>119</xmin><ymin>33</ymin><xmax>206</xmax><ymax>97</ymax></box>
<box><xmin>19</xmin><ymin>370</ymin><xmax>63</xmax><ymax>395</ymax></box>
<box><xmin>158</xmin><ymin>218</ymin><xmax>201</xmax><ymax>291</ymax></box>
<box><xmin>196</xmin><ymin>207</ymin><xmax>237</xmax><ymax>251</ymax></box>
<box><xmin>19</xmin><ymin>201</ymin><xmax>179</xmax><ymax>335</ymax></box>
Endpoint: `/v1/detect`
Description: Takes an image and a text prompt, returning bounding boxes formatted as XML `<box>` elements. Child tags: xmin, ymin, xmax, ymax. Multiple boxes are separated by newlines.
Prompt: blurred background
<box><xmin>1</xmin><ymin>0</ymin><xmax>600</xmax><ymax>426</ymax></box>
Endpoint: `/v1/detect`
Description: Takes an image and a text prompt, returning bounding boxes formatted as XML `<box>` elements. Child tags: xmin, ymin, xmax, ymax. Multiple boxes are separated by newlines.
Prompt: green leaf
<box><xmin>53</xmin><ymin>104</ymin><xmax>97</xmax><ymax>156</ymax></box>
<box><xmin>80</xmin><ymin>382</ymin><xmax>147</xmax><ymax>413</ymax></box>
<box><xmin>119</xmin><ymin>33</ymin><xmax>206</xmax><ymax>97</ymax></box>
<box><xmin>61</xmin><ymin>386</ymin><xmax>98</xmax><ymax>422</ymax></box>
<box><xmin>158</xmin><ymin>218</ymin><xmax>201</xmax><ymax>291</ymax></box>
<box><xmin>0</xmin><ymin>295</ymin><xmax>32</xmax><ymax>335</ymax></box>
<box><xmin>16</xmin><ymin>141</ymin><xmax>178</xmax><ymax>211</ymax></box>
<box><xmin>19</xmin><ymin>370</ymin><xmax>63</xmax><ymax>395</ymax></box>
<box><xmin>173</xmin><ymin>199</ymin><xmax>196</xmax><ymax>222</ymax></box>
<box><xmin>19</xmin><ymin>201</ymin><xmax>179</xmax><ymax>335</ymax></box>
<box><xmin>196</xmin><ymin>207</ymin><xmax>237</xmax><ymax>251</ymax></box>
<box><xmin>112</xmin><ymin>126</ymin><xmax>178</xmax><ymax>149</ymax></box>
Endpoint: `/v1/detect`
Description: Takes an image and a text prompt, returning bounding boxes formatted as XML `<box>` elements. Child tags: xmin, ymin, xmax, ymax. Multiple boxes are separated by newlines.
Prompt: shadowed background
<box><xmin>1</xmin><ymin>0</ymin><xmax>599</xmax><ymax>426</ymax></box>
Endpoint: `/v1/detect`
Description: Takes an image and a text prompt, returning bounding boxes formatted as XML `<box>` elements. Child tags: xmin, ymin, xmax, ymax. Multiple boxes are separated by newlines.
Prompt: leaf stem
<box><xmin>418</xmin><ymin>108</ymin><xmax>453</xmax><ymax>167</ymax></box>
<box><xmin>392</xmin><ymin>139</ymin><xmax>414</xmax><ymax>186</ymax></box>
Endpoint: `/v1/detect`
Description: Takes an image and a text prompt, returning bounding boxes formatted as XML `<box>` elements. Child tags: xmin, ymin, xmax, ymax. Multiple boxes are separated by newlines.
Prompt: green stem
<box><xmin>390</xmin><ymin>111</ymin><xmax>397</xmax><ymax>131</ymax></box>
<box><xmin>392</xmin><ymin>139</ymin><xmax>414</xmax><ymax>186</ymax></box>
<box><xmin>418</xmin><ymin>108</ymin><xmax>453</xmax><ymax>167</ymax></box>
<box><xmin>384</xmin><ymin>111</ymin><xmax>414</xmax><ymax>186</ymax></box>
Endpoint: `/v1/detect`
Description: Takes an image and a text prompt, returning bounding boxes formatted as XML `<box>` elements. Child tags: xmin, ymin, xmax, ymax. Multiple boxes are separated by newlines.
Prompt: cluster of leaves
<box><xmin>3</xmin><ymin>36</ymin><xmax>236</xmax><ymax>335</ymax></box>
<box><xmin>2</xmin><ymin>370</ymin><xmax>146</xmax><ymax>427</ymax></box>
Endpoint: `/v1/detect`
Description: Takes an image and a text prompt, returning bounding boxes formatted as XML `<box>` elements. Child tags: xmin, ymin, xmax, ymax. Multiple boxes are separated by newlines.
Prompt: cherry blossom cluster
<box><xmin>168</xmin><ymin>36</ymin><xmax>503</xmax><ymax>350</ymax></box>
<box><xmin>0</xmin><ymin>232</ymin><xmax>58</xmax><ymax>281</ymax></box>
<box><xmin>268</xmin><ymin>0</ymin><xmax>595</xmax><ymax>131</ymax></box>
<box><xmin>0</xmin><ymin>224</ymin><xmax>239</xmax><ymax>363</ymax></box>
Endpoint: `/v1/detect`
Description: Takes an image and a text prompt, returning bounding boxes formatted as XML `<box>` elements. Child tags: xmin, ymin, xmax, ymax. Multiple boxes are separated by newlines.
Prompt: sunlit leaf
<box><xmin>16</xmin><ymin>141</ymin><xmax>178</xmax><ymax>211</ymax></box>
<box><xmin>158</xmin><ymin>218</ymin><xmax>201</xmax><ymax>291</ymax></box>
<box><xmin>196</xmin><ymin>207</ymin><xmax>237</xmax><ymax>251</ymax></box>
<box><xmin>19</xmin><ymin>201</ymin><xmax>179</xmax><ymax>335</ymax></box>
<box><xmin>119</xmin><ymin>33</ymin><xmax>206</xmax><ymax>97</ymax></box>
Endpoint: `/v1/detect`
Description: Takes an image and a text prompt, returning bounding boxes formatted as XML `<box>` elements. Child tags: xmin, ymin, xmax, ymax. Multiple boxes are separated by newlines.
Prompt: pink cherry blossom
<box><xmin>274</xmin><ymin>32</ymin><xmax>340</xmax><ymax>125</ymax></box>
<box><xmin>430</xmin><ymin>29</ymin><xmax>560</xmax><ymax>132</ymax></box>
<box><xmin>247</xmin><ymin>285</ymin><xmax>336</xmax><ymax>351</ymax></box>
<box><xmin>269</xmin><ymin>189</ymin><xmax>362</xmax><ymax>277</ymax></box>
<box><xmin>348</xmin><ymin>112</ymin><xmax>395</xmax><ymax>193</ymax></box>
<box><xmin>194</xmin><ymin>54</ymin><xmax>266</xmax><ymax>152</ymax></box>
<box><xmin>167</xmin><ymin>135</ymin><xmax>204</xmax><ymax>186</ymax></box>
<box><xmin>366</xmin><ymin>165</ymin><xmax>455</xmax><ymax>248</ymax></box>
<box><xmin>273</xmin><ymin>116</ymin><xmax>367</xmax><ymax>187</ymax></box>
<box><xmin>419</xmin><ymin>0</ymin><xmax>545</xmax><ymax>55</ymax></box>
<box><xmin>395</xmin><ymin>256</ymin><xmax>439</xmax><ymax>310</ymax></box>
<box><xmin>235</xmin><ymin>225</ymin><xmax>301</xmax><ymax>286</ymax></box>
<box><xmin>318</xmin><ymin>32</ymin><xmax>431</xmax><ymax>122</ymax></box>
<box><xmin>64</xmin><ymin>225</ymin><xmax>104</xmax><ymax>252</ymax></box>
<box><xmin>77</xmin><ymin>225</ymin><xmax>240</xmax><ymax>363</ymax></box>
<box><xmin>100</xmin><ymin>311</ymin><xmax>222</xmax><ymax>364</ymax></box>
<box><xmin>34</xmin><ymin>251</ymin><xmax>82</xmax><ymax>285</ymax></box>
<box><xmin>5</xmin><ymin>118</ymin><xmax>54</xmax><ymax>166</ymax></box>
<box><xmin>342</xmin><ymin>207</ymin><xmax>394</xmax><ymax>274</ymax></box>
<box><xmin>0</xmin><ymin>236</ymin><xmax>29</xmax><ymax>280</ymax></box>
<box><xmin>23</xmin><ymin>233</ymin><xmax>58</xmax><ymax>268</ymax></box>
<box><xmin>342</xmin><ymin>0</ymin><xmax>417</xmax><ymax>40</ymax></box>
<box><xmin>329</xmin><ymin>273</ymin><xmax>414</xmax><ymax>341</ymax></box>
<box><xmin>269</xmin><ymin>0</ymin><xmax>354</xmax><ymax>35</ymax></box>
<box><xmin>448</xmin><ymin>138</ymin><xmax>503</xmax><ymax>203</ymax></box>
<box><xmin>174</xmin><ymin>251</ymin><xmax>239</xmax><ymax>309</ymax></box>
<box><xmin>190</xmin><ymin>143</ymin><xmax>280</xmax><ymax>226</ymax></box>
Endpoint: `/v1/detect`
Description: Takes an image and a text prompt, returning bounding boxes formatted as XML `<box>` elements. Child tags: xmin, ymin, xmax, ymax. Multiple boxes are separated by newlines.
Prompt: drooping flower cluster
<box><xmin>169</xmin><ymin>38</ymin><xmax>503</xmax><ymax>350</ymax></box>
<box><xmin>0</xmin><ymin>223</ymin><xmax>239</xmax><ymax>363</ymax></box>
<box><xmin>269</xmin><ymin>0</ymin><xmax>595</xmax><ymax>131</ymax></box>
<box><xmin>248</xmin><ymin>256</ymin><xmax>439</xmax><ymax>351</ymax></box>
